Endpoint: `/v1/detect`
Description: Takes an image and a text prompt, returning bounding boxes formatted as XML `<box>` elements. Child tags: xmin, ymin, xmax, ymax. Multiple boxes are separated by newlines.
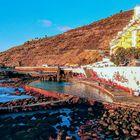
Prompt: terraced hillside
<box><xmin>0</xmin><ymin>10</ymin><xmax>133</xmax><ymax>67</ymax></box>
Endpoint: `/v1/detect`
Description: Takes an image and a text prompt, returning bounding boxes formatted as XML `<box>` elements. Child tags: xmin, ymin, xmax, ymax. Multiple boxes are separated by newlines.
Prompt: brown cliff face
<box><xmin>0</xmin><ymin>10</ymin><xmax>133</xmax><ymax>67</ymax></box>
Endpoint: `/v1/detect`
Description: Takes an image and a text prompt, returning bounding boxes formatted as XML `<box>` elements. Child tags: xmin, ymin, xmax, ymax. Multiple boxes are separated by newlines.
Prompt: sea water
<box><xmin>0</xmin><ymin>87</ymin><xmax>32</xmax><ymax>103</ymax></box>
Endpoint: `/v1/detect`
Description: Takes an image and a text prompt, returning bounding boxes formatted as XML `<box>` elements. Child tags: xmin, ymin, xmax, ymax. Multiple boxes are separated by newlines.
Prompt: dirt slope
<box><xmin>0</xmin><ymin>10</ymin><xmax>133</xmax><ymax>66</ymax></box>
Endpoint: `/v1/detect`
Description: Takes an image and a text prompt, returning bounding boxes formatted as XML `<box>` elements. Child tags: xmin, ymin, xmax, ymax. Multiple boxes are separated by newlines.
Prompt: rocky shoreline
<box><xmin>79</xmin><ymin>107</ymin><xmax>140</xmax><ymax>139</ymax></box>
<box><xmin>0</xmin><ymin>102</ymin><xmax>140</xmax><ymax>140</ymax></box>
<box><xmin>0</xmin><ymin>76</ymin><xmax>140</xmax><ymax>139</ymax></box>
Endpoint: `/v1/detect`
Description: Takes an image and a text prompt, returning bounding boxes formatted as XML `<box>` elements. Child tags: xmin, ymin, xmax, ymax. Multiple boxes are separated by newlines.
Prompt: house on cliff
<box><xmin>110</xmin><ymin>5</ymin><xmax>140</xmax><ymax>54</ymax></box>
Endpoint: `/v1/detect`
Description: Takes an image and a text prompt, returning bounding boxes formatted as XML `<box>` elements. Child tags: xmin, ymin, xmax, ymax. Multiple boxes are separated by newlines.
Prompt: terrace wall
<box><xmin>74</xmin><ymin>67</ymin><xmax>140</xmax><ymax>93</ymax></box>
<box><xmin>87</xmin><ymin>67</ymin><xmax>140</xmax><ymax>92</ymax></box>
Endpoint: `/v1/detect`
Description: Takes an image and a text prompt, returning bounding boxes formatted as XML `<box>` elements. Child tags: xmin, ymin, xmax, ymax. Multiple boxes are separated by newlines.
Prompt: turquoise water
<box><xmin>0</xmin><ymin>68</ymin><xmax>32</xmax><ymax>103</ymax></box>
<box><xmin>0</xmin><ymin>87</ymin><xmax>32</xmax><ymax>103</ymax></box>
<box><xmin>30</xmin><ymin>81</ymin><xmax>113</xmax><ymax>102</ymax></box>
<box><xmin>30</xmin><ymin>81</ymin><xmax>72</xmax><ymax>93</ymax></box>
<box><xmin>0</xmin><ymin>67</ymin><xmax>13</xmax><ymax>72</ymax></box>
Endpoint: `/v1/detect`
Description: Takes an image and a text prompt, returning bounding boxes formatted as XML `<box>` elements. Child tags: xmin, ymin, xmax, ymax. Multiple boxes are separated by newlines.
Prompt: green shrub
<box><xmin>111</xmin><ymin>47</ymin><xmax>140</xmax><ymax>66</ymax></box>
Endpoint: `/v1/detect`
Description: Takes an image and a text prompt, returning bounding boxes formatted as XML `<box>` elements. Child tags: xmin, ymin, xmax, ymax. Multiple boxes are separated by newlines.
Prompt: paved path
<box><xmin>72</xmin><ymin>79</ymin><xmax>140</xmax><ymax>106</ymax></box>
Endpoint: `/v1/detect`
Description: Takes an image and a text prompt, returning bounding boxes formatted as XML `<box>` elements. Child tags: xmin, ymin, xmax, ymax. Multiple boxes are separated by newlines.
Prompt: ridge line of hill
<box><xmin>0</xmin><ymin>10</ymin><xmax>134</xmax><ymax>67</ymax></box>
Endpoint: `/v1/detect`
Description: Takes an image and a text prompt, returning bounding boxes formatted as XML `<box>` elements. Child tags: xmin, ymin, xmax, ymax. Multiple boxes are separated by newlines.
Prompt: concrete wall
<box><xmin>72</xmin><ymin>67</ymin><xmax>86</xmax><ymax>75</ymax></box>
<box><xmin>24</xmin><ymin>85</ymin><xmax>73</xmax><ymax>100</ymax></box>
<box><xmin>88</xmin><ymin>67</ymin><xmax>140</xmax><ymax>92</ymax></box>
<box><xmin>72</xmin><ymin>66</ymin><xmax>140</xmax><ymax>92</ymax></box>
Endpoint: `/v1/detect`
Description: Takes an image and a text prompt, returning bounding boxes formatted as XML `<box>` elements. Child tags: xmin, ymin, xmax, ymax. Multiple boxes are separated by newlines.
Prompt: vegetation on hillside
<box><xmin>111</xmin><ymin>47</ymin><xmax>140</xmax><ymax>66</ymax></box>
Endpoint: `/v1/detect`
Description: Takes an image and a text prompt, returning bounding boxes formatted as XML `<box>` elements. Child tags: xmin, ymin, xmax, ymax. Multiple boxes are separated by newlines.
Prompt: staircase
<box><xmin>84</xmin><ymin>68</ymin><xmax>92</xmax><ymax>78</ymax></box>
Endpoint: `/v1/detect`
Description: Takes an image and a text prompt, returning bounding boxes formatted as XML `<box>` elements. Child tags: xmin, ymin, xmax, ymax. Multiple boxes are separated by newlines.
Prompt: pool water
<box><xmin>30</xmin><ymin>81</ymin><xmax>113</xmax><ymax>102</ymax></box>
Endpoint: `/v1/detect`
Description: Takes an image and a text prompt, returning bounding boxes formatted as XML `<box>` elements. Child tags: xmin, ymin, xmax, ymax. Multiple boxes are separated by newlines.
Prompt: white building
<box><xmin>83</xmin><ymin>58</ymin><xmax>116</xmax><ymax>68</ymax></box>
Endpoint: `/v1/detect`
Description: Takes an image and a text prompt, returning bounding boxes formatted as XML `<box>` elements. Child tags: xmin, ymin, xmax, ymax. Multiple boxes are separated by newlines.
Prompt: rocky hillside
<box><xmin>0</xmin><ymin>10</ymin><xmax>133</xmax><ymax>67</ymax></box>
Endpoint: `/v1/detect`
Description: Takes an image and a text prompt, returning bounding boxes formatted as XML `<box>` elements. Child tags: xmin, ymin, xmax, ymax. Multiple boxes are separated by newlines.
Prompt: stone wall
<box><xmin>24</xmin><ymin>85</ymin><xmax>75</xmax><ymax>100</ymax></box>
<box><xmin>72</xmin><ymin>66</ymin><xmax>140</xmax><ymax>93</ymax></box>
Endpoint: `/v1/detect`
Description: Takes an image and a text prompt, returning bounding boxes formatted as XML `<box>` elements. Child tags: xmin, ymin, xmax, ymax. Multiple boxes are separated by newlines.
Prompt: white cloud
<box><xmin>39</xmin><ymin>20</ymin><xmax>52</xmax><ymax>27</ymax></box>
<box><xmin>57</xmin><ymin>26</ymin><xmax>72</xmax><ymax>32</ymax></box>
<box><xmin>39</xmin><ymin>19</ymin><xmax>72</xmax><ymax>32</ymax></box>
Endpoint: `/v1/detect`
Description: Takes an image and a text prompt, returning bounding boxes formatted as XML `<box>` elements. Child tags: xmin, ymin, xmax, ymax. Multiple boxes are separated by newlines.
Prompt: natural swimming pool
<box><xmin>29</xmin><ymin>81</ymin><xmax>113</xmax><ymax>102</ymax></box>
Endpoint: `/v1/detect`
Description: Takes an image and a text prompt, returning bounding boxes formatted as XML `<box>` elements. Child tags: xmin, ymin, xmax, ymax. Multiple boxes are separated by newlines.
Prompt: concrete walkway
<box><xmin>72</xmin><ymin>79</ymin><xmax>140</xmax><ymax>107</ymax></box>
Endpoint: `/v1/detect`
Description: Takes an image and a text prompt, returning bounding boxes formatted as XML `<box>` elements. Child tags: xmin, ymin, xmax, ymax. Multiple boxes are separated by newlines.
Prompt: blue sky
<box><xmin>0</xmin><ymin>0</ymin><xmax>139</xmax><ymax>52</ymax></box>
